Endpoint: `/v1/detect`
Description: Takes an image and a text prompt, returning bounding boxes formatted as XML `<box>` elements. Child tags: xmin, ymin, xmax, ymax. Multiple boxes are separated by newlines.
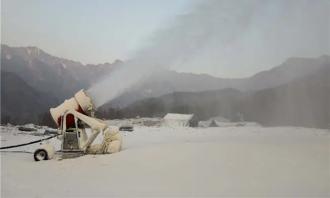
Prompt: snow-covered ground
<box><xmin>1</xmin><ymin>124</ymin><xmax>329</xmax><ymax>197</ymax></box>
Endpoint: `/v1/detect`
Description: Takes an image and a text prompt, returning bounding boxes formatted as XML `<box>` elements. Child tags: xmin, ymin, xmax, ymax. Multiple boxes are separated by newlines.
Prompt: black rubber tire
<box><xmin>34</xmin><ymin>149</ymin><xmax>49</xmax><ymax>161</ymax></box>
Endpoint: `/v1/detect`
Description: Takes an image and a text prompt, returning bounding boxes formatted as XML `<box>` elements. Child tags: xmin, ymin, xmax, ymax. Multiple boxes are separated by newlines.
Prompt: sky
<box><xmin>1</xmin><ymin>0</ymin><xmax>192</xmax><ymax>64</ymax></box>
<box><xmin>2</xmin><ymin>0</ymin><xmax>329</xmax><ymax>78</ymax></box>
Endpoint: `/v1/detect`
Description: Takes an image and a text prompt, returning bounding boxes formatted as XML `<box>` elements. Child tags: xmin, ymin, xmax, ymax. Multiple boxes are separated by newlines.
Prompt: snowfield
<box><xmin>1</xmin><ymin>124</ymin><xmax>330</xmax><ymax>197</ymax></box>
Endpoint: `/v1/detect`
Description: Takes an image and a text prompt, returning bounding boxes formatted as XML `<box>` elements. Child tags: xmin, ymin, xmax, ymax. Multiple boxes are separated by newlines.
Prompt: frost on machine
<box><xmin>34</xmin><ymin>89</ymin><xmax>122</xmax><ymax>161</ymax></box>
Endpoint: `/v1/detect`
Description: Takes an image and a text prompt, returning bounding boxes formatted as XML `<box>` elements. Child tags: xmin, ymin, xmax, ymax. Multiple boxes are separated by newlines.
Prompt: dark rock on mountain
<box><xmin>1</xmin><ymin>71</ymin><xmax>58</xmax><ymax>124</ymax></box>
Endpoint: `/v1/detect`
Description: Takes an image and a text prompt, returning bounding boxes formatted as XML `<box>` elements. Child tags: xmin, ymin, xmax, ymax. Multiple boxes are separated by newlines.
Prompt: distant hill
<box><xmin>104</xmin><ymin>55</ymin><xmax>330</xmax><ymax>108</ymax></box>
<box><xmin>1</xmin><ymin>44</ymin><xmax>329</xmax><ymax>128</ymax></box>
<box><xmin>1</xmin><ymin>44</ymin><xmax>121</xmax><ymax>100</ymax></box>
<box><xmin>243</xmin><ymin>64</ymin><xmax>330</xmax><ymax>128</ymax></box>
<box><xmin>1</xmin><ymin>71</ymin><xmax>58</xmax><ymax>124</ymax></box>
<box><xmin>1</xmin><ymin>44</ymin><xmax>121</xmax><ymax>125</ymax></box>
<box><xmin>108</xmin><ymin>88</ymin><xmax>244</xmax><ymax>120</ymax></box>
<box><xmin>102</xmin><ymin>64</ymin><xmax>330</xmax><ymax>129</ymax></box>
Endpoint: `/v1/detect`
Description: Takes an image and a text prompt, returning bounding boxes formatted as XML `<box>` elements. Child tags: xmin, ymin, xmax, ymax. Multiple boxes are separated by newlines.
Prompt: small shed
<box><xmin>162</xmin><ymin>113</ymin><xmax>197</xmax><ymax>127</ymax></box>
<box><xmin>209</xmin><ymin>120</ymin><xmax>219</xmax><ymax>127</ymax></box>
<box><xmin>198</xmin><ymin>116</ymin><xmax>230</xmax><ymax>127</ymax></box>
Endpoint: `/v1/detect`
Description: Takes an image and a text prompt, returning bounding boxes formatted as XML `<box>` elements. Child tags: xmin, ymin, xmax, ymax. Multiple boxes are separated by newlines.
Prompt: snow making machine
<box><xmin>34</xmin><ymin>90</ymin><xmax>122</xmax><ymax>161</ymax></box>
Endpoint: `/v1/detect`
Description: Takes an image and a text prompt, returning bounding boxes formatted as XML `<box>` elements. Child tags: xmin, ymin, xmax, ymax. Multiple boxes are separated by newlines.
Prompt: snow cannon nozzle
<box><xmin>50</xmin><ymin>89</ymin><xmax>96</xmax><ymax>126</ymax></box>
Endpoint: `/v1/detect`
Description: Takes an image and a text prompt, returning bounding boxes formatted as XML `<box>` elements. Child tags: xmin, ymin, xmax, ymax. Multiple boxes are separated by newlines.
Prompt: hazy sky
<box><xmin>2</xmin><ymin>0</ymin><xmax>329</xmax><ymax>78</ymax></box>
<box><xmin>2</xmin><ymin>0</ymin><xmax>191</xmax><ymax>64</ymax></box>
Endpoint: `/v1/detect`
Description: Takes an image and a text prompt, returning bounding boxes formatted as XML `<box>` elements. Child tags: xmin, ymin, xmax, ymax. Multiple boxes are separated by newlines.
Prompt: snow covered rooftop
<box><xmin>163</xmin><ymin>113</ymin><xmax>194</xmax><ymax>120</ymax></box>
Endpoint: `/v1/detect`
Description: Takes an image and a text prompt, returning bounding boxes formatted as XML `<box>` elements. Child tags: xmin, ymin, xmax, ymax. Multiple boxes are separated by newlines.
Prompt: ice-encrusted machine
<box><xmin>34</xmin><ymin>90</ymin><xmax>122</xmax><ymax>161</ymax></box>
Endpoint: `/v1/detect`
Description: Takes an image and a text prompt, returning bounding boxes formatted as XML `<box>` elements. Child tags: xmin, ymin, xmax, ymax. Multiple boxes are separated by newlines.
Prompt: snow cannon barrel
<box><xmin>50</xmin><ymin>89</ymin><xmax>95</xmax><ymax>128</ymax></box>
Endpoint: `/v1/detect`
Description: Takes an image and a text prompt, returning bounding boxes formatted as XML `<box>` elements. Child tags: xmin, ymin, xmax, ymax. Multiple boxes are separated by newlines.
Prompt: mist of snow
<box><xmin>88</xmin><ymin>0</ymin><xmax>329</xmax><ymax>108</ymax></box>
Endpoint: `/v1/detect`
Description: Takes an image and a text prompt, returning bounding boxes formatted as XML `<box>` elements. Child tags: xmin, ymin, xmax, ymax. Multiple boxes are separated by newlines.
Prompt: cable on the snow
<box><xmin>0</xmin><ymin>134</ymin><xmax>58</xmax><ymax>150</ymax></box>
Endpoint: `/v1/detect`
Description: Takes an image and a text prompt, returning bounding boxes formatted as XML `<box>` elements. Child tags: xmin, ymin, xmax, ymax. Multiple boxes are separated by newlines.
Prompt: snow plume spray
<box><xmin>87</xmin><ymin>0</ymin><xmax>330</xmax><ymax>108</ymax></box>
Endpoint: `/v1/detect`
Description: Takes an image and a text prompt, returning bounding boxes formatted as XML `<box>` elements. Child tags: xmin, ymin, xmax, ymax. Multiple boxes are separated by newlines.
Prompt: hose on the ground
<box><xmin>0</xmin><ymin>134</ymin><xmax>58</xmax><ymax>150</ymax></box>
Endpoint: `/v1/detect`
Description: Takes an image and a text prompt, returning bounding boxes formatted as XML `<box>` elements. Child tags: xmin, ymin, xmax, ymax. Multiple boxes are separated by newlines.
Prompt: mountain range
<box><xmin>1</xmin><ymin>44</ymin><xmax>121</xmax><ymax>124</ymax></box>
<box><xmin>105</xmin><ymin>55</ymin><xmax>329</xmax><ymax>108</ymax></box>
<box><xmin>2</xmin><ymin>44</ymin><xmax>122</xmax><ymax>100</ymax></box>
<box><xmin>1</xmin><ymin>44</ymin><xmax>329</xmax><ymax>128</ymax></box>
<box><xmin>112</xmin><ymin>64</ymin><xmax>329</xmax><ymax>128</ymax></box>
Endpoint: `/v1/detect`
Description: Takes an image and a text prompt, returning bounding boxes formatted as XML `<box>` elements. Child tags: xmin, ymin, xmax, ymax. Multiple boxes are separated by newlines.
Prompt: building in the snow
<box><xmin>162</xmin><ymin>113</ymin><xmax>198</xmax><ymax>127</ymax></box>
<box><xmin>209</xmin><ymin>120</ymin><xmax>219</xmax><ymax>127</ymax></box>
<box><xmin>198</xmin><ymin>116</ymin><xmax>230</xmax><ymax>127</ymax></box>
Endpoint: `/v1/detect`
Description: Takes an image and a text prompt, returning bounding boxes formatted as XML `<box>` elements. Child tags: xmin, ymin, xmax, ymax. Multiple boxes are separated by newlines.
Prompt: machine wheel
<box><xmin>34</xmin><ymin>149</ymin><xmax>48</xmax><ymax>161</ymax></box>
